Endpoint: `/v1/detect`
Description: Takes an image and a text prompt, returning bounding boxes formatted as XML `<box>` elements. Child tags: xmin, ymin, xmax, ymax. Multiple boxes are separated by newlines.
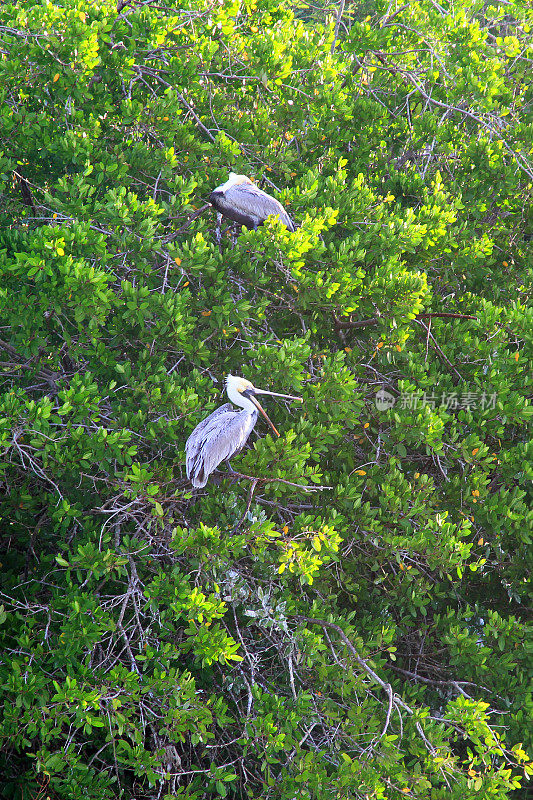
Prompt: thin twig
<box><xmin>165</xmin><ymin>87</ymin><xmax>211</xmax><ymax>141</ymax></box>
<box><xmin>414</xmin><ymin>319</ymin><xmax>463</xmax><ymax>381</ymax></box>
<box><xmin>380</xmin><ymin>3</ymin><xmax>409</xmax><ymax>27</ymax></box>
<box><xmin>332</xmin><ymin>314</ymin><xmax>379</xmax><ymax>330</ymax></box>
<box><xmin>218</xmin><ymin>469</ymin><xmax>333</xmax><ymax>493</ymax></box>
<box><xmin>330</xmin><ymin>0</ymin><xmax>346</xmax><ymax>55</ymax></box>
<box><xmin>231</xmin><ymin>479</ymin><xmax>258</xmax><ymax>532</ymax></box>
<box><xmin>379</xmin><ymin>682</ymin><xmax>394</xmax><ymax>739</ymax></box>
<box><xmin>162</xmin><ymin>203</ymin><xmax>211</xmax><ymax>243</ymax></box>
<box><xmin>417</xmin><ymin>312</ymin><xmax>478</xmax><ymax>320</ymax></box>
<box><xmin>424</xmin><ymin>316</ymin><xmax>431</xmax><ymax>362</ymax></box>
<box><xmin>332</xmin><ymin>312</ymin><xmax>478</xmax><ymax>330</ymax></box>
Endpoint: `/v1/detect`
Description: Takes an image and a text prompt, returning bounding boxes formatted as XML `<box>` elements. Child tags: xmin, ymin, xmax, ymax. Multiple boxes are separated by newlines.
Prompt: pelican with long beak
<box><xmin>185</xmin><ymin>375</ymin><xmax>302</xmax><ymax>488</ymax></box>
<box><xmin>208</xmin><ymin>172</ymin><xmax>297</xmax><ymax>232</ymax></box>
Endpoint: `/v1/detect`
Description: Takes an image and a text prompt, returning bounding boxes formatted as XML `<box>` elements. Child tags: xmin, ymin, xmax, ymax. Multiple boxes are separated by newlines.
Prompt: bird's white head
<box><xmin>215</xmin><ymin>172</ymin><xmax>254</xmax><ymax>193</ymax></box>
<box><xmin>226</xmin><ymin>374</ymin><xmax>255</xmax><ymax>402</ymax></box>
<box><xmin>225</xmin><ymin>375</ymin><xmax>303</xmax><ymax>437</ymax></box>
<box><xmin>228</xmin><ymin>172</ymin><xmax>253</xmax><ymax>185</ymax></box>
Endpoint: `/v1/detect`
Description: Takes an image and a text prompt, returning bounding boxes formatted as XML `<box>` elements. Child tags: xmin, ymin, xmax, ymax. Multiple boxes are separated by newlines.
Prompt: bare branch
<box><xmin>331</xmin><ymin>0</ymin><xmax>346</xmax><ymax>56</ymax></box>
<box><xmin>373</xmin><ymin>52</ymin><xmax>533</xmax><ymax>181</ymax></box>
<box><xmin>414</xmin><ymin>318</ymin><xmax>463</xmax><ymax>381</ymax></box>
<box><xmin>213</xmin><ymin>469</ymin><xmax>333</xmax><ymax>493</ymax></box>
<box><xmin>332</xmin><ymin>312</ymin><xmax>478</xmax><ymax>331</ymax></box>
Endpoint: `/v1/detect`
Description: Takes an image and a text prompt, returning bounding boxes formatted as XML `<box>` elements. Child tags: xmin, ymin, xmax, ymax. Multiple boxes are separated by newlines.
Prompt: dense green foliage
<box><xmin>0</xmin><ymin>0</ymin><xmax>531</xmax><ymax>797</ymax></box>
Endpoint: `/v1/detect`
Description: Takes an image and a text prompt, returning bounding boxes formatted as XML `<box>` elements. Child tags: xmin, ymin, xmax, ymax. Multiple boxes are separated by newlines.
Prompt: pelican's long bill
<box><xmin>243</xmin><ymin>387</ymin><xmax>303</xmax><ymax>439</ymax></box>
<box><xmin>247</xmin><ymin>395</ymin><xmax>281</xmax><ymax>437</ymax></box>
<box><xmin>254</xmin><ymin>388</ymin><xmax>304</xmax><ymax>402</ymax></box>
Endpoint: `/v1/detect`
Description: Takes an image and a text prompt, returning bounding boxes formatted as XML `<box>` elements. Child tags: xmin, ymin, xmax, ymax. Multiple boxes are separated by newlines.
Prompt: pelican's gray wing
<box><xmin>208</xmin><ymin>187</ymin><xmax>258</xmax><ymax>229</ymax></box>
<box><xmin>210</xmin><ymin>183</ymin><xmax>296</xmax><ymax>232</ymax></box>
<box><xmin>185</xmin><ymin>406</ymin><xmax>255</xmax><ymax>488</ymax></box>
<box><xmin>185</xmin><ymin>404</ymin><xmax>231</xmax><ymax>469</ymax></box>
<box><xmin>229</xmin><ymin>184</ymin><xmax>296</xmax><ymax>231</ymax></box>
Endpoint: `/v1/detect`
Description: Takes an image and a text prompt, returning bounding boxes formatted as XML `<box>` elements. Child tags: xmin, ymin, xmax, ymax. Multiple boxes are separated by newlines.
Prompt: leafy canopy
<box><xmin>0</xmin><ymin>0</ymin><xmax>531</xmax><ymax>798</ymax></box>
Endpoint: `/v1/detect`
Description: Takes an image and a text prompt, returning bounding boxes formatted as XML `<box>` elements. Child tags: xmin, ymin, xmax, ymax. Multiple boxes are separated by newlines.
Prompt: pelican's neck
<box><xmin>227</xmin><ymin>384</ymin><xmax>257</xmax><ymax>414</ymax></box>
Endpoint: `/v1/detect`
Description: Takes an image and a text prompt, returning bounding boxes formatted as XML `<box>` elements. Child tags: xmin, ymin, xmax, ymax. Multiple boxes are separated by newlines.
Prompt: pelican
<box><xmin>209</xmin><ymin>172</ymin><xmax>296</xmax><ymax>232</ymax></box>
<box><xmin>185</xmin><ymin>375</ymin><xmax>302</xmax><ymax>488</ymax></box>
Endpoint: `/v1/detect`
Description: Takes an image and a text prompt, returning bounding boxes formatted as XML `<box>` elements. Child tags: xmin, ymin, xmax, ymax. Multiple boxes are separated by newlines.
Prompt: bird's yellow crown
<box><xmin>226</xmin><ymin>375</ymin><xmax>254</xmax><ymax>395</ymax></box>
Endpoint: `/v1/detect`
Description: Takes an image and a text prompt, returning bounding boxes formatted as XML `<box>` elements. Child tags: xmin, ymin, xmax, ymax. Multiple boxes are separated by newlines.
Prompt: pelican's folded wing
<box><xmin>208</xmin><ymin>188</ymin><xmax>258</xmax><ymax>229</ymax></box>
<box><xmin>186</xmin><ymin>406</ymin><xmax>253</xmax><ymax>487</ymax></box>
<box><xmin>185</xmin><ymin>405</ymin><xmax>232</xmax><ymax>480</ymax></box>
<box><xmin>230</xmin><ymin>184</ymin><xmax>296</xmax><ymax>231</ymax></box>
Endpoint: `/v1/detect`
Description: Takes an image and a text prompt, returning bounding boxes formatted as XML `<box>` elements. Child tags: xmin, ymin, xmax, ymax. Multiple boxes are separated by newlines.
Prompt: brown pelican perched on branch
<box><xmin>209</xmin><ymin>173</ymin><xmax>297</xmax><ymax>232</ymax></box>
<box><xmin>185</xmin><ymin>375</ymin><xmax>302</xmax><ymax>488</ymax></box>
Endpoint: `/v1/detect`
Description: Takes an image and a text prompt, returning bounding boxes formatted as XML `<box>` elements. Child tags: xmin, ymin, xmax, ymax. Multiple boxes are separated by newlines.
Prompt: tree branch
<box><xmin>332</xmin><ymin>311</ymin><xmax>478</xmax><ymax>331</ymax></box>
<box><xmin>295</xmin><ymin>616</ymin><xmax>441</xmax><ymax>755</ymax></box>
<box><xmin>373</xmin><ymin>52</ymin><xmax>533</xmax><ymax>181</ymax></box>
<box><xmin>331</xmin><ymin>0</ymin><xmax>346</xmax><ymax>56</ymax></box>
<box><xmin>215</xmin><ymin>469</ymin><xmax>333</xmax><ymax>493</ymax></box>
<box><xmin>162</xmin><ymin>203</ymin><xmax>211</xmax><ymax>243</ymax></box>
<box><xmin>414</xmin><ymin>318</ymin><xmax>463</xmax><ymax>381</ymax></box>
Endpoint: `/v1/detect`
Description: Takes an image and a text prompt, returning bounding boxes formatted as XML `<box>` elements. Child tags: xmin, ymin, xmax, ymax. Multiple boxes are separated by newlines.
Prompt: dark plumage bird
<box><xmin>209</xmin><ymin>172</ymin><xmax>296</xmax><ymax>232</ymax></box>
